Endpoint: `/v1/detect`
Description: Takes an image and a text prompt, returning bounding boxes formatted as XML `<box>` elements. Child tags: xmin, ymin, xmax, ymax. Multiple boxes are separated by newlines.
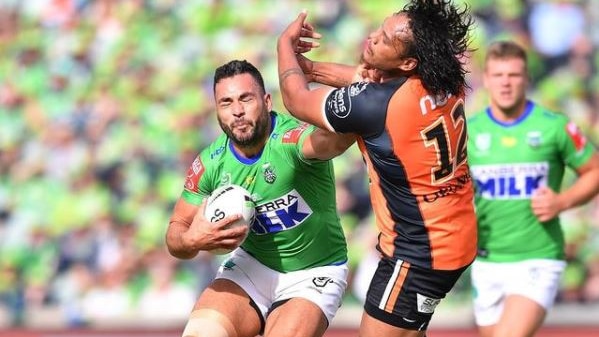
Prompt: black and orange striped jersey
<box><xmin>323</xmin><ymin>77</ymin><xmax>477</xmax><ymax>270</ymax></box>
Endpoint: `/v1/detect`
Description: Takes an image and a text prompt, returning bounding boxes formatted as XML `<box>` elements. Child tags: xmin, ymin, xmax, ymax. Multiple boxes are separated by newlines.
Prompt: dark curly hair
<box><xmin>401</xmin><ymin>0</ymin><xmax>475</xmax><ymax>97</ymax></box>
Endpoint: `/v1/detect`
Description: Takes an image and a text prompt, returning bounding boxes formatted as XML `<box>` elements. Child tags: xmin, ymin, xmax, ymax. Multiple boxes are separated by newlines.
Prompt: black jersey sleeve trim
<box><xmin>323</xmin><ymin>78</ymin><xmax>407</xmax><ymax>138</ymax></box>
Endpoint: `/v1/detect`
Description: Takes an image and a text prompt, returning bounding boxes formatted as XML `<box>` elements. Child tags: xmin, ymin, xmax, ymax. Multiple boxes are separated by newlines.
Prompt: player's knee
<box><xmin>181</xmin><ymin>309</ymin><xmax>233</xmax><ymax>337</ymax></box>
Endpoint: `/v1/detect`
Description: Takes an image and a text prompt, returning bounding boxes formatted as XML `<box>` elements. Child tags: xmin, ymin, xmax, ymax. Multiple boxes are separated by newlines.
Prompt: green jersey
<box><xmin>181</xmin><ymin>111</ymin><xmax>347</xmax><ymax>272</ymax></box>
<box><xmin>467</xmin><ymin>101</ymin><xmax>595</xmax><ymax>262</ymax></box>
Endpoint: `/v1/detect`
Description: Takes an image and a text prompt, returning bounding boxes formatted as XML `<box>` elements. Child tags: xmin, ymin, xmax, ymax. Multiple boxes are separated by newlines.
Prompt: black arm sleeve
<box><xmin>323</xmin><ymin>78</ymin><xmax>407</xmax><ymax>138</ymax></box>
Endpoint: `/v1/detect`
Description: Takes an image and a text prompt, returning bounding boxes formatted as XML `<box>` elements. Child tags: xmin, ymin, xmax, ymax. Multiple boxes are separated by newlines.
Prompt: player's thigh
<box><xmin>470</xmin><ymin>260</ymin><xmax>505</xmax><ymax>327</ymax></box>
<box><xmin>275</xmin><ymin>262</ymin><xmax>348</xmax><ymax>325</ymax></box>
<box><xmin>473</xmin><ymin>259</ymin><xmax>563</xmax><ymax>336</ymax></box>
<box><xmin>505</xmin><ymin>259</ymin><xmax>565</xmax><ymax>309</ymax></box>
<box><xmin>494</xmin><ymin>294</ymin><xmax>546</xmax><ymax>337</ymax></box>
<box><xmin>195</xmin><ymin>278</ymin><xmax>262</xmax><ymax>337</ymax></box>
<box><xmin>264</xmin><ymin>297</ymin><xmax>327</xmax><ymax>337</ymax></box>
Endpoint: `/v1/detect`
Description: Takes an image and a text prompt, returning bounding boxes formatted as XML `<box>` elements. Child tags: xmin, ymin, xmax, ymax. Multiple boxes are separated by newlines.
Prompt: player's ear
<box><xmin>398</xmin><ymin>57</ymin><xmax>417</xmax><ymax>72</ymax></box>
<box><xmin>264</xmin><ymin>92</ymin><xmax>272</xmax><ymax>111</ymax></box>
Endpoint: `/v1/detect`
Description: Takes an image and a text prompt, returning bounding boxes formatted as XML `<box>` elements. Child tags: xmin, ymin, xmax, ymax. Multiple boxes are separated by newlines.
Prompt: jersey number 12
<box><xmin>421</xmin><ymin>99</ymin><xmax>467</xmax><ymax>184</ymax></box>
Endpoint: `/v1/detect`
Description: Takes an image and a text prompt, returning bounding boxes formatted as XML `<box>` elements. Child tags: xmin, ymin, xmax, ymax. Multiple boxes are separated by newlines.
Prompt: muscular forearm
<box><xmin>277</xmin><ymin>12</ymin><xmax>346</xmax><ymax>129</ymax></box>
<box><xmin>277</xmin><ymin>38</ymin><xmax>311</xmax><ymax>113</ymax></box>
<box><xmin>311</xmin><ymin>62</ymin><xmax>356</xmax><ymax>88</ymax></box>
<box><xmin>166</xmin><ymin>222</ymin><xmax>199</xmax><ymax>260</ymax></box>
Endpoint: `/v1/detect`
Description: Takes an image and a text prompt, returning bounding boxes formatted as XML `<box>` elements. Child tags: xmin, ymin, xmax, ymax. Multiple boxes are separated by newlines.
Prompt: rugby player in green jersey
<box><xmin>467</xmin><ymin>41</ymin><xmax>599</xmax><ymax>337</ymax></box>
<box><xmin>166</xmin><ymin>60</ymin><xmax>355</xmax><ymax>337</ymax></box>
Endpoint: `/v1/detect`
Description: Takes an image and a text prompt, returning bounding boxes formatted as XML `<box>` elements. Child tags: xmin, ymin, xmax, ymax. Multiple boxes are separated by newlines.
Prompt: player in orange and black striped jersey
<box><xmin>277</xmin><ymin>1</ymin><xmax>477</xmax><ymax>336</ymax></box>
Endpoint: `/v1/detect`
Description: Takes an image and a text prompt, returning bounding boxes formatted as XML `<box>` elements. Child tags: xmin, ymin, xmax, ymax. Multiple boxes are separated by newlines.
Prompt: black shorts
<box><xmin>363</xmin><ymin>256</ymin><xmax>469</xmax><ymax>331</ymax></box>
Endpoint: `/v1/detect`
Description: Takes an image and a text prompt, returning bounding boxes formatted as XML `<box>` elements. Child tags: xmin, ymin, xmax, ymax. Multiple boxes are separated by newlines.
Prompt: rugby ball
<box><xmin>204</xmin><ymin>184</ymin><xmax>255</xmax><ymax>255</ymax></box>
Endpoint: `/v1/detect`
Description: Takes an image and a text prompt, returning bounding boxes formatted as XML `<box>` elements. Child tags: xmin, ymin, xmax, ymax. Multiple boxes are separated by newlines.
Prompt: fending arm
<box><xmin>297</xmin><ymin>54</ymin><xmax>357</xmax><ymax>88</ymax></box>
<box><xmin>277</xmin><ymin>12</ymin><xmax>340</xmax><ymax>130</ymax></box>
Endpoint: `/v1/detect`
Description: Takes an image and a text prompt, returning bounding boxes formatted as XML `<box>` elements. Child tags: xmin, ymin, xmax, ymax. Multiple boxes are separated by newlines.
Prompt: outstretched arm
<box><xmin>298</xmin><ymin>54</ymin><xmax>383</xmax><ymax>88</ymax></box>
<box><xmin>297</xmin><ymin>54</ymin><xmax>356</xmax><ymax>88</ymax></box>
<box><xmin>277</xmin><ymin>11</ymin><xmax>334</xmax><ymax>130</ymax></box>
<box><xmin>278</xmin><ymin>11</ymin><xmax>383</xmax><ymax>127</ymax></box>
<box><xmin>288</xmin><ymin>18</ymin><xmax>357</xmax><ymax>88</ymax></box>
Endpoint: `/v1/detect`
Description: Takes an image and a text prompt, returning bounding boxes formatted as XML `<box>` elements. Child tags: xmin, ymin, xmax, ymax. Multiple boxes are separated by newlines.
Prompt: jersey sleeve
<box><xmin>558</xmin><ymin>119</ymin><xmax>595</xmax><ymax>170</ymax></box>
<box><xmin>322</xmin><ymin>81</ymin><xmax>396</xmax><ymax>137</ymax></box>
<box><xmin>280</xmin><ymin>122</ymin><xmax>316</xmax><ymax>164</ymax></box>
<box><xmin>181</xmin><ymin>153</ymin><xmax>211</xmax><ymax>205</ymax></box>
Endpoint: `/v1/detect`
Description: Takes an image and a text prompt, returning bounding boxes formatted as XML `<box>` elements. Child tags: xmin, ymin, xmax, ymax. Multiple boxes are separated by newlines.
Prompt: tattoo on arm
<box><xmin>279</xmin><ymin>68</ymin><xmax>304</xmax><ymax>83</ymax></box>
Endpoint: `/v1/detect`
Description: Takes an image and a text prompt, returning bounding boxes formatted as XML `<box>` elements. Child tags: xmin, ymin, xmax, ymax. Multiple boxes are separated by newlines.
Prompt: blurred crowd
<box><xmin>0</xmin><ymin>0</ymin><xmax>598</xmax><ymax>329</ymax></box>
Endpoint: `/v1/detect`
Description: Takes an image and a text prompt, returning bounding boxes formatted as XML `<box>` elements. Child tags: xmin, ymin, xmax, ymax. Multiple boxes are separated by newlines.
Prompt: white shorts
<box><xmin>471</xmin><ymin>259</ymin><xmax>566</xmax><ymax>326</ymax></box>
<box><xmin>215</xmin><ymin>248</ymin><xmax>348</xmax><ymax>325</ymax></box>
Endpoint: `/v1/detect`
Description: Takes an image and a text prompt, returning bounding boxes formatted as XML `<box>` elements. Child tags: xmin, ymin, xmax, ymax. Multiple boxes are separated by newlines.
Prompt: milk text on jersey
<box><xmin>470</xmin><ymin>162</ymin><xmax>549</xmax><ymax>199</ymax></box>
<box><xmin>252</xmin><ymin>189</ymin><xmax>312</xmax><ymax>234</ymax></box>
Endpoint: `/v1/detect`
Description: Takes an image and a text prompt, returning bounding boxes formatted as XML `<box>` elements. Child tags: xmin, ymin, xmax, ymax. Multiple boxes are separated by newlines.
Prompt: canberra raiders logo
<box><xmin>262</xmin><ymin>163</ymin><xmax>276</xmax><ymax>184</ymax></box>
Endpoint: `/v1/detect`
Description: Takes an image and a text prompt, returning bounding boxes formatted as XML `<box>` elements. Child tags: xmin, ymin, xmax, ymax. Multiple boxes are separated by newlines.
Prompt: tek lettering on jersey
<box><xmin>470</xmin><ymin>163</ymin><xmax>548</xmax><ymax>199</ymax></box>
<box><xmin>253</xmin><ymin>189</ymin><xmax>312</xmax><ymax>234</ymax></box>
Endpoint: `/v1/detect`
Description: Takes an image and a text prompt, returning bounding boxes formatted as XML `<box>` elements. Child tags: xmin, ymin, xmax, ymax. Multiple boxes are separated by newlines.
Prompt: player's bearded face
<box><xmin>214</xmin><ymin>74</ymin><xmax>272</xmax><ymax>149</ymax></box>
<box><xmin>219</xmin><ymin>108</ymin><xmax>269</xmax><ymax>148</ymax></box>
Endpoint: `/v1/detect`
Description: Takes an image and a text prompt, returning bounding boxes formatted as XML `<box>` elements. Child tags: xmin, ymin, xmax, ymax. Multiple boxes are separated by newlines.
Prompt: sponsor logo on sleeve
<box><xmin>282</xmin><ymin>123</ymin><xmax>309</xmax><ymax>144</ymax></box>
<box><xmin>327</xmin><ymin>87</ymin><xmax>351</xmax><ymax>118</ymax></box>
<box><xmin>184</xmin><ymin>156</ymin><xmax>204</xmax><ymax>191</ymax></box>
<box><xmin>565</xmin><ymin>121</ymin><xmax>586</xmax><ymax>152</ymax></box>
<box><xmin>327</xmin><ymin>82</ymin><xmax>368</xmax><ymax>119</ymax></box>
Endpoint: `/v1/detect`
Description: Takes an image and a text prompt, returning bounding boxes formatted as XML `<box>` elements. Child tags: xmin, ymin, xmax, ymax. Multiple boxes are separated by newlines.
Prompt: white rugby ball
<box><xmin>204</xmin><ymin>184</ymin><xmax>255</xmax><ymax>255</ymax></box>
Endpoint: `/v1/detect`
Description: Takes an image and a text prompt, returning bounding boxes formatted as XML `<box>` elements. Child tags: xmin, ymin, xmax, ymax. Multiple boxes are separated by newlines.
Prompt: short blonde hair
<box><xmin>485</xmin><ymin>41</ymin><xmax>528</xmax><ymax>69</ymax></box>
